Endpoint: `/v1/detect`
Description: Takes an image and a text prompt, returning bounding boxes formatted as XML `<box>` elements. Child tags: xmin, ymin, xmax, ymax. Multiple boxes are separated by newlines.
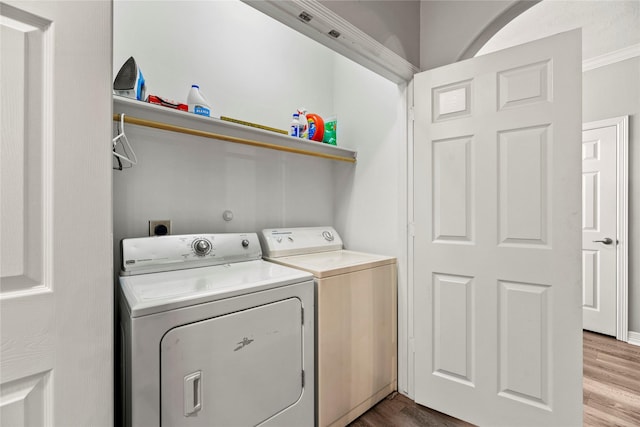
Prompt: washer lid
<box><xmin>120</xmin><ymin>260</ymin><xmax>313</xmax><ymax>317</ymax></box>
<box><xmin>264</xmin><ymin>250</ymin><xmax>396</xmax><ymax>278</ymax></box>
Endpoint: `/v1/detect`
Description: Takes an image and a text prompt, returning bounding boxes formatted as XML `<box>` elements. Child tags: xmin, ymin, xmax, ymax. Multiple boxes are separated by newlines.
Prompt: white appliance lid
<box><xmin>120</xmin><ymin>259</ymin><xmax>313</xmax><ymax>317</ymax></box>
<box><xmin>264</xmin><ymin>250</ymin><xmax>396</xmax><ymax>278</ymax></box>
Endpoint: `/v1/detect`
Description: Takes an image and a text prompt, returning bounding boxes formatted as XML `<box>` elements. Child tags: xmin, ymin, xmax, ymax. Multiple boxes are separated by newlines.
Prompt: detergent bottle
<box><xmin>187</xmin><ymin>85</ymin><xmax>211</xmax><ymax>117</ymax></box>
<box><xmin>306</xmin><ymin>113</ymin><xmax>324</xmax><ymax>142</ymax></box>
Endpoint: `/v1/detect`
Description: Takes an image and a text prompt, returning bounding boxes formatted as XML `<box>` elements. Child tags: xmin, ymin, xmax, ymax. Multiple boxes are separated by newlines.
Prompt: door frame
<box><xmin>583</xmin><ymin>115</ymin><xmax>629</xmax><ymax>342</ymax></box>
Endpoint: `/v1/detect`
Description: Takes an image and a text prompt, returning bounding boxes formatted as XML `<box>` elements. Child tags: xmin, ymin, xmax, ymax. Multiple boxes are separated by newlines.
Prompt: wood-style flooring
<box><xmin>583</xmin><ymin>331</ymin><xmax>640</xmax><ymax>426</ymax></box>
<box><xmin>349</xmin><ymin>331</ymin><xmax>640</xmax><ymax>426</ymax></box>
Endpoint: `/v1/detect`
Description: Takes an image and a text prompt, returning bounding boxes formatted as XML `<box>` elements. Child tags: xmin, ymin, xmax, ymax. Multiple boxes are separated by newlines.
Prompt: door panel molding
<box><xmin>0</xmin><ymin>2</ymin><xmax>53</xmax><ymax>299</ymax></box>
<box><xmin>498</xmin><ymin>280</ymin><xmax>550</xmax><ymax>408</ymax></box>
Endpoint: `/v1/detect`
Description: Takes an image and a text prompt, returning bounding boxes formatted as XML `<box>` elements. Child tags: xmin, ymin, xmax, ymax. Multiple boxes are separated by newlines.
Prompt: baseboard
<box><xmin>627</xmin><ymin>331</ymin><xmax>640</xmax><ymax>347</ymax></box>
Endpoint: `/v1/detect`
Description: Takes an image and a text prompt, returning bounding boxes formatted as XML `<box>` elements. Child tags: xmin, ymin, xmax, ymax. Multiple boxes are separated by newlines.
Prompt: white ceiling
<box><xmin>477</xmin><ymin>0</ymin><xmax>640</xmax><ymax>60</ymax></box>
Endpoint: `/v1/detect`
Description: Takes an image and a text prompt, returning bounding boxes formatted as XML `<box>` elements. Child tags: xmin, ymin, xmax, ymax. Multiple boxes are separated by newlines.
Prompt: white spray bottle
<box><xmin>297</xmin><ymin>108</ymin><xmax>309</xmax><ymax>139</ymax></box>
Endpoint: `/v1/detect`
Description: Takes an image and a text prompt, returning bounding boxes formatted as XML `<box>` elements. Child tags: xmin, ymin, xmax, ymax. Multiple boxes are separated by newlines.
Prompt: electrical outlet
<box><xmin>149</xmin><ymin>220</ymin><xmax>172</xmax><ymax>236</ymax></box>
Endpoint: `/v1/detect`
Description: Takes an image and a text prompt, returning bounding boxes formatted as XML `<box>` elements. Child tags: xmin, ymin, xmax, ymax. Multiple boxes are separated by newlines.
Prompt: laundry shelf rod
<box><xmin>112</xmin><ymin>96</ymin><xmax>357</xmax><ymax>163</ymax></box>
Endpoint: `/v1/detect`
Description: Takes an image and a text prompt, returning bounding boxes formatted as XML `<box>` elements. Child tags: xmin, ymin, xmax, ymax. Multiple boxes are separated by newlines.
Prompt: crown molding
<box><xmin>583</xmin><ymin>43</ymin><xmax>640</xmax><ymax>72</ymax></box>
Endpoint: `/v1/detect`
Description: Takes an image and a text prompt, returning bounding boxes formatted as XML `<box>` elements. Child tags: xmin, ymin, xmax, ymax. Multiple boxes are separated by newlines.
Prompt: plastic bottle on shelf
<box><xmin>187</xmin><ymin>84</ymin><xmax>211</xmax><ymax>117</ymax></box>
<box><xmin>289</xmin><ymin>113</ymin><xmax>303</xmax><ymax>138</ymax></box>
<box><xmin>297</xmin><ymin>108</ymin><xmax>308</xmax><ymax>139</ymax></box>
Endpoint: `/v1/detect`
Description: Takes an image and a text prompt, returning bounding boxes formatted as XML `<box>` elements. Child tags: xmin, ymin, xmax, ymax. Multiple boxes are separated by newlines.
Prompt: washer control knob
<box><xmin>322</xmin><ymin>230</ymin><xmax>334</xmax><ymax>241</ymax></box>
<box><xmin>276</xmin><ymin>236</ymin><xmax>282</xmax><ymax>243</ymax></box>
<box><xmin>242</xmin><ymin>239</ymin><xmax>250</xmax><ymax>248</ymax></box>
<box><xmin>193</xmin><ymin>239</ymin><xmax>211</xmax><ymax>256</ymax></box>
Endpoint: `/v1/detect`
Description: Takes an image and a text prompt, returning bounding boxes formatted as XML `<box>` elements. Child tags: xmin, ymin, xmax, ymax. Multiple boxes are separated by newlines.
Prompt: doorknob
<box><xmin>592</xmin><ymin>237</ymin><xmax>614</xmax><ymax>245</ymax></box>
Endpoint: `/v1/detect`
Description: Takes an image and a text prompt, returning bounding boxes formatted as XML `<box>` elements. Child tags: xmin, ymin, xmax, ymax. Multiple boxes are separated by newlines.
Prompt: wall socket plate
<box><xmin>149</xmin><ymin>220</ymin><xmax>172</xmax><ymax>236</ymax></box>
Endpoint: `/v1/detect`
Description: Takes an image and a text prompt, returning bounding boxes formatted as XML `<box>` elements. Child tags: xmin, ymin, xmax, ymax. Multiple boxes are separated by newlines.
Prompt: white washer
<box><xmin>118</xmin><ymin>233</ymin><xmax>315</xmax><ymax>427</ymax></box>
<box><xmin>259</xmin><ymin>227</ymin><xmax>397</xmax><ymax>427</ymax></box>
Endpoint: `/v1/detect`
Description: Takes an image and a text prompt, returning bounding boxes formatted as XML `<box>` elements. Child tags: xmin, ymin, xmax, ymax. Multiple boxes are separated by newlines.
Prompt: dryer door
<box><xmin>161</xmin><ymin>297</ymin><xmax>304</xmax><ymax>426</ymax></box>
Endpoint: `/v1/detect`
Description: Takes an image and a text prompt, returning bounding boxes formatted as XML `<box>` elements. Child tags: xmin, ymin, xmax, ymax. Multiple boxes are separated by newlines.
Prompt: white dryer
<box><xmin>259</xmin><ymin>227</ymin><xmax>397</xmax><ymax>427</ymax></box>
<box><xmin>118</xmin><ymin>233</ymin><xmax>315</xmax><ymax>427</ymax></box>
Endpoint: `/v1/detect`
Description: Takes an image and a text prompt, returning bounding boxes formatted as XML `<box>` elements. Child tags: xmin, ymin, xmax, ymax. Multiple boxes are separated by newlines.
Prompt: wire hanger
<box><xmin>113</xmin><ymin>113</ymin><xmax>138</xmax><ymax>169</ymax></box>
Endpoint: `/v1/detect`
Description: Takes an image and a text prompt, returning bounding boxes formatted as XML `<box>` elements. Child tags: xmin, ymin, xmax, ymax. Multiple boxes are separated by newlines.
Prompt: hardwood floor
<box><xmin>349</xmin><ymin>331</ymin><xmax>640</xmax><ymax>426</ymax></box>
<box><xmin>348</xmin><ymin>392</ymin><xmax>472</xmax><ymax>427</ymax></box>
<box><xmin>583</xmin><ymin>331</ymin><xmax>640</xmax><ymax>426</ymax></box>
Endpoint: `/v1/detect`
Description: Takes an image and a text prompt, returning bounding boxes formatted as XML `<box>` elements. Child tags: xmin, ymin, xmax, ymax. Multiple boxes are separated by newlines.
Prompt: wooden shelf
<box><xmin>113</xmin><ymin>96</ymin><xmax>357</xmax><ymax>163</ymax></box>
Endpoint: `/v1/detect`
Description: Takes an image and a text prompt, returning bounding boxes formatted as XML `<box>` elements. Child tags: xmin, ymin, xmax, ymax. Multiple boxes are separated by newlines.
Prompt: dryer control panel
<box><xmin>259</xmin><ymin>226</ymin><xmax>343</xmax><ymax>258</ymax></box>
<box><xmin>121</xmin><ymin>233</ymin><xmax>261</xmax><ymax>276</ymax></box>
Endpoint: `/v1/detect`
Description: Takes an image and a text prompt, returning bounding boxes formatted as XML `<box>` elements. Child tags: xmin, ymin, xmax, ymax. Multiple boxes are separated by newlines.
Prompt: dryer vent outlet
<box><xmin>149</xmin><ymin>220</ymin><xmax>172</xmax><ymax>236</ymax></box>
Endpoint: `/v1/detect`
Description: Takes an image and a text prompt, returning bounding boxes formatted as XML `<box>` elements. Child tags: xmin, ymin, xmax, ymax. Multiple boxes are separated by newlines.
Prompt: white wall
<box><xmin>113</xmin><ymin>0</ymin><xmax>335</xmax><ymax>130</ymax></box>
<box><xmin>332</xmin><ymin>57</ymin><xmax>406</xmax><ymax>257</ymax></box>
<box><xmin>476</xmin><ymin>1</ymin><xmax>640</xmax><ymax>61</ymax></box>
<box><xmin>331</xmin><ymin>54</ymin><xmax>409</xmax><ymax>393</ymax></box>
<box><xmin>112</xmin><ymin>0</ymin><xmax>405</xmax><ymax>263</ymax></box>
<box><xmin>583</xmin><ymin>57</ymin><xmax>640</xmax><ymax>333</ymax></box>
<box><xmin>113</xmin><ymin>0</ymin><xmax>334</xmax><ymax>257</ymax></box>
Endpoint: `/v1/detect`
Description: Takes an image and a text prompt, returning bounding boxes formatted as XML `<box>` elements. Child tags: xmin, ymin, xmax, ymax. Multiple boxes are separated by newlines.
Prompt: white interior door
<box><xmin>0</xmin><ymin>2</ymin><xmax>112</xmax><ymax>425</ymax></box>
<box><xmin>582</xmin><ymin>122</ymin><xmax>618</xmax><ymax>336</ymax></box>
<box><xmin>413</xmin><ymin>30</ymin><xmax>583</xmax><ymax>426</ymax></box>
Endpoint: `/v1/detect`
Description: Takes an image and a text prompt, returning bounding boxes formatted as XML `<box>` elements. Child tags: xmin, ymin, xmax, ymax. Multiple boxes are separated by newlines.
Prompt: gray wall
<box><xmin>583</xmin><ymin>57</ymin><xmax>640</xmax><ymax>333</ymax></box>
<box><xmin>321</xmin><ymin>0</ymin><xmax>528</xmax><ymax>71</ymax></box>
<box><xmin>320</xmin><ymin>0</ymin><xmax>421</xmax><ymax>67</ymax></box>
<box><xmin>419</xmin><ymin>0</ymin><xmax>520</xmax><ymax>70</ymax></box>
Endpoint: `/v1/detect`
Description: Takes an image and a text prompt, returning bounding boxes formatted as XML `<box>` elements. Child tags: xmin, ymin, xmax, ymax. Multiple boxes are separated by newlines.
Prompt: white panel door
<box><xmin>413</xmin><ymin>30</ymin><xmax>582</xmax><ymax>426</ymax></box>
<box><xmin>0</xmin><ymin>1</ymin><xmax>112</xmax><ymax>426</ymax></box>
<box><xmin>582</xmin><ymin>124</ymin><xmax>617</xmax><ymax>336</ymax></box>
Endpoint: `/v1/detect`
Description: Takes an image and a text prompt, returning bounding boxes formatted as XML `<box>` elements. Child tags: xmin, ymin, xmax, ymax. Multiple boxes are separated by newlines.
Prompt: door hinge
<box><xmin>409</xmin><ymin>106</ymin><xmax>415</xmax><ymax>122</ymax></box>
<box><xmin>408</xmin><ymin>222</ymin><xmax>416</xmax><ymax>237</ymax></box>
